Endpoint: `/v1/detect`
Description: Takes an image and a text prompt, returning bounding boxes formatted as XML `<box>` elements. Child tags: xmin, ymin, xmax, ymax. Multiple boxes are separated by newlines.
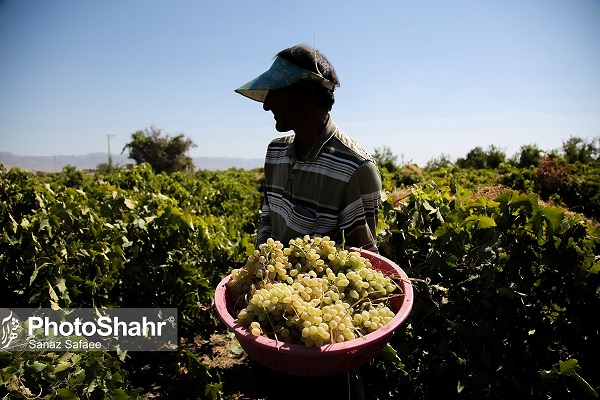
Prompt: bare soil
<box><xmin>127</xmin><ymin>331</ymin><xmax>270</xmax><ymax>399</ymax></box>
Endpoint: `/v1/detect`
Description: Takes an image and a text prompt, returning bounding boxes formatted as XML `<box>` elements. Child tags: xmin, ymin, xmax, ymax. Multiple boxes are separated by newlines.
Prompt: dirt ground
<box><xmin>127</xmin><ymin>332</ymin><xmax>270</xmax><ymax>399</ymax></box>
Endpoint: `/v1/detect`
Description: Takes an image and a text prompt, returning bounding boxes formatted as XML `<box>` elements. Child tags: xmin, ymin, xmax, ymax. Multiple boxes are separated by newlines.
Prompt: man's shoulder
<box><xmin>269</xmin><ymin>134</ymin><xmax>295</xmax><ymax>146</ymax></box>
<box><xmin>265</xmin><ymin>134</ymin><xmax>294</xmax><ymax>160</ymax></box>
<box><xmin>327</xmin><ymin>129</ymin><xmax>374</xmax><ymax>164</ymax></box>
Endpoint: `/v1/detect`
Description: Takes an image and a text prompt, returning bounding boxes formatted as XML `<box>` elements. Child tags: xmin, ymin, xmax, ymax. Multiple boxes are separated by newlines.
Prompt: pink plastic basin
<box><xmin>214</xmin><ymin>248</ymin><xmax>413</xmax><ymax>376</ymax></box>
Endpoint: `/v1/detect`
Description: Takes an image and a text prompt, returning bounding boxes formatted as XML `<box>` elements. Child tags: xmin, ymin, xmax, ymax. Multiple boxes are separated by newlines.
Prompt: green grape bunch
<box><xmin>226</xmin><ymin>235</ymin><xmax>401</xmax><ymax>348</ymax></box>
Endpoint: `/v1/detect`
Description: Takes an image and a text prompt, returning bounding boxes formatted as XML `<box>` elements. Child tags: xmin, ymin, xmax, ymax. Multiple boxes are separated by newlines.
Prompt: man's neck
<box><xmin>293</xmin><ymin>113</ymin><xmax>329</xmax><ymax>160</ymax></box>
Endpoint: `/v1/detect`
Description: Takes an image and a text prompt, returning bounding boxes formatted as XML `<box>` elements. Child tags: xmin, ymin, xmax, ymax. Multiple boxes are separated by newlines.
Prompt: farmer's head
<box><xmin>276</xmin><ymin>44</ymin><xmax>340</xmax><ymax>111</ymax></box>
<box><xmin>235</xmin><ymin>44</ymin><xmax>340</xmax><ymax>112</ymax></box>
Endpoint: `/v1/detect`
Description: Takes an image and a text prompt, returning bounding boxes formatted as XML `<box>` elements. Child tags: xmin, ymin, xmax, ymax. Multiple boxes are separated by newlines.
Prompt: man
<box><xmin>236</xmin><ymin>44</ymin><xmax>382</xmax><ymax>252</ymax></box>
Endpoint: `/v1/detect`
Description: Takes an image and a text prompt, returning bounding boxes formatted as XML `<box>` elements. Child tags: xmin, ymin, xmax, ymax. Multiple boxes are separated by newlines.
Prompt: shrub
<box><xmin>373</xmin><ymin>183</ymin><xmax>600</xmax><ymax>399</ymax></box>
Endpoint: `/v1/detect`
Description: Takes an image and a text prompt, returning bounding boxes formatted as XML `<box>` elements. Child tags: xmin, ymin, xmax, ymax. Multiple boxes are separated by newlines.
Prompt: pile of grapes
<box><xmin>226</xmin><ymin>236</ymin><xmax>401</xmax><ymax>348</ymax></box>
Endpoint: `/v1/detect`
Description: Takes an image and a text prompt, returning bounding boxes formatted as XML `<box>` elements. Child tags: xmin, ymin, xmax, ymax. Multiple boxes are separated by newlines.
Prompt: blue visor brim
<box><xmin>235</xmin><ymin>56</ymin><xmax>334</xmax><ymax>102</ymax></box>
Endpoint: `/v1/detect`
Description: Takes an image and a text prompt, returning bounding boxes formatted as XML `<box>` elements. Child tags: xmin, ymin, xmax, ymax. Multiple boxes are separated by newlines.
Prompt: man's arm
<box><xmin>338</xmin><ymin>160</ymin><xmax>382</xmax><ymax>252</ymax></box>
<box><xmin>256</xmin><ymin>186</ymin><xmax>272</xmax><ymax>248</ymax></box>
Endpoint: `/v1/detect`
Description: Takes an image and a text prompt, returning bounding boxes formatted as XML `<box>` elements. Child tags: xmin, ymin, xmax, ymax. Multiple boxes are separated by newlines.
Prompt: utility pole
<box><xmin>107</xmin><ymin>134</ymin><xmax>116</xmax><ymax>169</ymax></box>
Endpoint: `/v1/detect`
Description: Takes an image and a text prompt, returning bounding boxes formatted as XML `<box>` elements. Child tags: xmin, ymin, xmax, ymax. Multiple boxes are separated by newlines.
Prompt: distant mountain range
<box><xmin>0</xmin><ymin>152</ymin><xmax>263</xmax><ymax>172</ymax></box>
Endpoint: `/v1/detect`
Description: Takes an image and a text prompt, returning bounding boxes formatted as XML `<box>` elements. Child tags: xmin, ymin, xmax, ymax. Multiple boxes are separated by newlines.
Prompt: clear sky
<box><xmin>1</xmin><ymin>0</ymin><xmax>599</xmax><ymax>167</ymax></box>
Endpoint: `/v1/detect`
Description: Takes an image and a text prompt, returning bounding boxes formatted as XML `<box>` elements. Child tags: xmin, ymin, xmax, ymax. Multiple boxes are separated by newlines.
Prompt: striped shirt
<box><xmin>257</xmin><ymin>118</ymin><xmax>382</xmax><ymax>252</ymax></box>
